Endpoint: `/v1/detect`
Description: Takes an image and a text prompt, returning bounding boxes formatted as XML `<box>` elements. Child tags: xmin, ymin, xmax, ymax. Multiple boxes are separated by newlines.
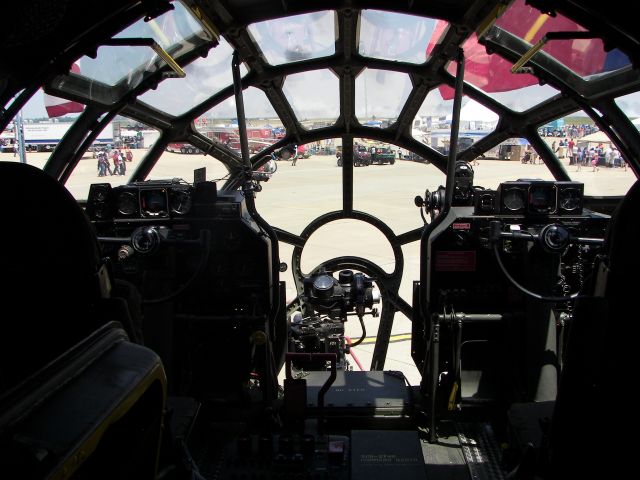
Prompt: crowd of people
<box><xmin>571</xmin><ymin>142</ymin><xmax>626</xmax><ymax>172</ymax></box>
<box><xmin>539</xmin><ymin>123</ymin><xmax>599</xmax><ymax>138</ymax></box>
<box><xmin>551</xmin><ymin>139</ymin><xmax>626</xmax><ymax>172</ymax></box>
<box><xmin>518</xmin><ymin>138</ymin><xmax>627</xmax><ymax>172</ymax></box>
<box><xmin>97</xmin><ymin>146</ymin><xmax>133</xmax><ymax>176</ymax></box>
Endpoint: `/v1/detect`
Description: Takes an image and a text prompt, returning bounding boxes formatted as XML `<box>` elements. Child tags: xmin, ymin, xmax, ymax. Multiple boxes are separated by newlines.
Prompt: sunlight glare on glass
<box><xmin>283</xmin><ymin>70</ymin><xmax>340</xmax><ymax>129</ymax></box>
<box><xmin>77</xmin><ymin>1</ymin><xmax>209</xmax><ymax>87</ymax></box>
<box><xmin>355</xmin><ymin>69</ymin><xmax>411</xmax><ymax>122</ymax></box>
<box><xmin>359</xmin><ymin>10</ymin><xmax>438</xmax><ymax>64</ymax></box>
<box><xmin>248</xmin><ymin>11</ymin><xmax>336</xmax><ymax>65</ymax></box>
<box><xmin>139</xmin><ymin>37</ymin><xmax>247</xmax><ymax>115</ymax></box>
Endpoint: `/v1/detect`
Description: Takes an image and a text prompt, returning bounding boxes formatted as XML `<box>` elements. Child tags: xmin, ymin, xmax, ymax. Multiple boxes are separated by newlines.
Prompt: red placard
<box><xmin>435</xmin><ymin>250</ymin><xmax>477</xmax><ymax>272</ymax></box>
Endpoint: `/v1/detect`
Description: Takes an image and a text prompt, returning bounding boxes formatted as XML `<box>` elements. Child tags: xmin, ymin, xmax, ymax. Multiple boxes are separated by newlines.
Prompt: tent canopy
<box><xmin>579</xmin><ymin>131</ymin><xmax>611</xmax><ymax>143</ymax></box>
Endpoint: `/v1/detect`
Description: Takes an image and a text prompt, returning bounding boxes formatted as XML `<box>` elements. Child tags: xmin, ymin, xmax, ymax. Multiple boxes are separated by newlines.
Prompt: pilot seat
<box><xmin>0</xmin><ymin>161</ymin><xmax>167</xmax><ymax>479</ymax></box>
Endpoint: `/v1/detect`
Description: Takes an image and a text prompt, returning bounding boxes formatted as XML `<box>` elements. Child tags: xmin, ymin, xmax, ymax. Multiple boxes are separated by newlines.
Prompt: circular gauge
<box><xmin>478</xmin><ymin>193</ymin><xmax>495</xmax><ymax>213</ymax></box>
<box><xmin>93</xmin><ymin>189</ymin><xmax>108</xmax><ymax>203</ymax></box>
<box><xmin>117</xmin><ymin>191</ymin><xmax>137</xmax><ymax>215</ymax></box>
<box><xmin>559</xmin><ymin>188</ymin><xmax>581</xmax><ymax>211</ymax></box>
<box><xmin>170</xmin><ymin>189</ymin><xmax>192</xmax><ymax>215</ymax></box>
<box><xmin>528</xmin><ymin>185</ymin><xmax>557</xmax><ymax>214</ymax></box>
<box><xmin>503</xmin><ymin>188</ymin><xmax>526</xmax><ymax>212</ymax></box>
<box><xmin>140</xmin><ymin>189</ymin><xmax>168</xmax><ymax>217</ymax></box>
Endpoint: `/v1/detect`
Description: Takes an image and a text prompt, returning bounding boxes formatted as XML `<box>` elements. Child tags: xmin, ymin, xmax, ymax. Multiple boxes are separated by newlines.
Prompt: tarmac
<box><xmin>1</xmin><ymin>149</ymin><xmax>635</xmax><ymax>385</ymax></box>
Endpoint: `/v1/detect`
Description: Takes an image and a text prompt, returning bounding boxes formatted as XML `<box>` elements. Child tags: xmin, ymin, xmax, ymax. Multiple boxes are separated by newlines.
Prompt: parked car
<box><xmin>272</xmin><ymin>143</ymin><xmax>296</xmax><ymax>160</ymax></box>
<box><xmin>370</xmin><ymin>145</ymin><xmax>396</xmax><ymax>165</ymax></box>
<box><xmin>297</xmin><ymin>144</ymin><xmax>311</xmax><ymax>159</ymax></box>
<box><xmin>336</xmin><ymin>145</ymin><xmax>371</xmax><ymax>167</ymax></box>
<box><xmin>403</xmin><ymin>151</ymin><xmax>428</xmax><ymax>163</ymax></box>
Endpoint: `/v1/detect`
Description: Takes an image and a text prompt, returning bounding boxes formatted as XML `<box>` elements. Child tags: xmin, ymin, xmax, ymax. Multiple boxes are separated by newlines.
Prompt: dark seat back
<box><xmin>0</xmin><ymin>161</ymin><xmax>111</xmax><ymax>392</ymax></box>
<box><xmin>549</xmin><ymin>180</ymin><xmax>640</xmax><ymax>477</ymax></box>
<box><xmin>0</xmin><ymin>161</ymin><xmax>166</xmax><ymax>479</ymax></box>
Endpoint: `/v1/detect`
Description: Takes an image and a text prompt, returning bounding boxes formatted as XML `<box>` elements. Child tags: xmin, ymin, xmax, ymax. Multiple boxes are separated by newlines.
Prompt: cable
<box><xmin>349</xmin><ymin>315</ymin><xmax>367</xmax><ymax>347</ymax></box>
<box><xmin>419</xmin><ymin>207</ymin><xmax>427</xmax><ymax>225</ymax></box>
<box><xmin>213</xmin><ymin>172</ymin><xmax>230</xmax><ymax>182</ymax></box>
<box><xmin>492</xmin><ymin>243</ymin><xmax>585</xmax><ymax>302</ymax></box>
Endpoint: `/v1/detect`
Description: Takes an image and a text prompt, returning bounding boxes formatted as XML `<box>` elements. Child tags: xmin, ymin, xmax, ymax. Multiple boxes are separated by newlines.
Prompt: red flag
<box><xmin>44</xmin><ymin>63</ymin><xmax>85</xmax><ymax>117</ymax></box>
<box><xmin>427</xmin><ymin>0</ymin><xmax>610</xmax><ymax>100</ymax></box>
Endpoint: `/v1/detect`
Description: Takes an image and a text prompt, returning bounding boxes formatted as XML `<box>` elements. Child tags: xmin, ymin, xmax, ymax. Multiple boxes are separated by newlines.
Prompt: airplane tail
<box><xmin>44</xmin><ymin>63</ymin><xmax>85</xmax><ymax>117</ymax></box>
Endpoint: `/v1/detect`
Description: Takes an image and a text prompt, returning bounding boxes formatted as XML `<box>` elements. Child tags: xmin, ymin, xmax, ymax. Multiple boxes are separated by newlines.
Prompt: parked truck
<box><xmin>21</xmin><ymin>123</ymin><xmax>72</xmax><ymax>152</ymax></box>
<box><xmin>336</xmin><ymin>144</ymin><xmax>371</xmax><ymax>167</ymax></box>
<box><xmin>370</xmin><ymin>145</ymin><xmax>396</xmax><ymax>165</ymax></box>
<box><xmin>167</xmin><ymin>143</ymin><xmax>202</xmax><ymax>154</ymax></box>
<box><xmin>2</xmin><ymin>121</ymin><xmax>114</xmax><ymax>153</ymax></box>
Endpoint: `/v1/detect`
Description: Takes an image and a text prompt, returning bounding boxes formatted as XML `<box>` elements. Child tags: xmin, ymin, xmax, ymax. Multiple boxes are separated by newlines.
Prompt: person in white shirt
<box><xmin>604</xmin><ymin>146</ymin><xmax>613</xmax><ymax>167</ymax></box>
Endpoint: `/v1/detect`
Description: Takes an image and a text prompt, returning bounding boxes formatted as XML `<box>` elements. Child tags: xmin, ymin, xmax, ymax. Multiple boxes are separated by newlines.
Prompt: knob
<box><xmin>131</xmin><ymin>226</ymin><xmax>160</xmax><ymax>254</ymax></box>
<box><xmin>338</xmin><ymin>270</ymin><xmax>353</xmax><ymax>285</ymax></box>
<box><xmin>540</xmin><ymin>224</ymin><xmax>570</xmax><ymax>252</ymax></box>
<box><xmin>117</xmin><ymin>244</ymin><xmax>134</xmax><ymax>260</ymax></box>
<box><xmin>312</xmin><ymin>274</ymin><xmax>334</xmax><ymax>299</ymax></box>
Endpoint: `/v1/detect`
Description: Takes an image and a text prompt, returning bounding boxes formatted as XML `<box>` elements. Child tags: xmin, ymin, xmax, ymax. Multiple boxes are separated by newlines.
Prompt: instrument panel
<box><xmin>85</xmin><ymin>178</ymin><xmax>278</xmax><ymax>398</ymax></box>
<box><xmin>427</xmin><ymin>180</ymin><xmax>607</xmax><ymax>315</ymax></box>
<box><xmin>474</xmin><ymin>180</ymin><xmax>584</xmax><ymax>216</ymax></box>
<box><xmin>85</xmin><ymin>178</ymin><xmax>231</xmax><ymax>222</ymax></box>
<box><xmin>86</xmin><ymin>180</ymin><xmax>201</xmax><ymax>220</ymax></box>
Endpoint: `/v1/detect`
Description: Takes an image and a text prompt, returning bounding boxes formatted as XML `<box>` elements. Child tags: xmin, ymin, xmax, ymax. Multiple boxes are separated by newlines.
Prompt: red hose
<box><xmin>345</xmin><ymin>336</ymin><xmax>365</xmax><ymax>371</ymax></box>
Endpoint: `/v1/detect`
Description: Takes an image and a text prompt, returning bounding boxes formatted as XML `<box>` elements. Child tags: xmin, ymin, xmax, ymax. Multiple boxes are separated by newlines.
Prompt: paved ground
<box><xmin>1</xmin><ymin>149</ymin><xmax>635</xmax><ymax>384</ymax></box>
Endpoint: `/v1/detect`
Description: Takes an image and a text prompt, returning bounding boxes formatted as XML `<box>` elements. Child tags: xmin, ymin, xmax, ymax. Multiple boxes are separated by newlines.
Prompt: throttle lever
<box><xmin>490</xmin><ymin>220</ymin><xmax>603</xmax><ymax>253</ymax></box>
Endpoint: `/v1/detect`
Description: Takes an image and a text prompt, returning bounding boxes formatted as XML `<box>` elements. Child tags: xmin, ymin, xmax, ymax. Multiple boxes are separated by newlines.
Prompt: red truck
<box><xmin>166</xmin><ymin>143</ymin><xmax>201</xmax><ymax>154</ymax></box>
<box><xmin>336</xmin><ymin>144</ymin><xmax>371</xmax><ymax>167</ymax></box>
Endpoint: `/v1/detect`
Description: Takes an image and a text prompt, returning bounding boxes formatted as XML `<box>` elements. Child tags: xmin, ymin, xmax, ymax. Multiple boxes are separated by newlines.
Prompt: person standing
<box><xmin>119</xmin><ymin>150</ymin><xmax>127</xmax><ymax>175</ymax></box>
<box><xmin>105</xmin><ymin>150</ymin><xmax>113</xmax><ymax>175</ymax></box>
<box><xmin>604</xmin><ymin>145</ymin><xmax>613</xmax><ymax>167</ymax></box>
<box><xmin>591</xmin><ymin>148</ymin><xmax>598</xmax><ymax>171</ymax></box>
<box><xmin>567</xmin><ymin>138</ymin><xmax>575</xmax><ymax>164</ymax></box>
<box><xmin>97</xmin><ymin>150</ymin><xmax>109</xmax><ymax>176</ymax></box>
<box><xmin>558</xmin><ymin>138</ymin><xmax>567</xmax><ymax>158</ymax></box>
<box><xmin>112</xmin><ymin>149</ymin><xmax>121</xmax><ymax>175</ymax></box>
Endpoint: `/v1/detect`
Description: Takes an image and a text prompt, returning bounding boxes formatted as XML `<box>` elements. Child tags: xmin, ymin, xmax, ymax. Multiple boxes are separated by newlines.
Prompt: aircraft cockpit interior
<box><xmin>1</xmin><ymin>1</ymin><xmax>639</xmax><ymax>479</ymax></box>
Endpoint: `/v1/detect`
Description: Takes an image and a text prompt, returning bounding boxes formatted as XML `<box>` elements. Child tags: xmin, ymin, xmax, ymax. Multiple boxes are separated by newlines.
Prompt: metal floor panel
<box><xmin>457</xmin><ymin>423</ymin><xmax>506</xmax><ymax>480</ymax></box>
<box><xmin>422</xmin><ymin>422</ymin><xmax>469</xmax><ymax>480</ymax></box>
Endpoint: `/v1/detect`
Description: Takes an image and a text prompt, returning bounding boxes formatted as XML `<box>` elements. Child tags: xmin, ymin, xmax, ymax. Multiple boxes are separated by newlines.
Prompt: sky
<box><xmin>21</xmin><ymin>89</ymin><xmax>48</xmax><ymax>119</ymax></box>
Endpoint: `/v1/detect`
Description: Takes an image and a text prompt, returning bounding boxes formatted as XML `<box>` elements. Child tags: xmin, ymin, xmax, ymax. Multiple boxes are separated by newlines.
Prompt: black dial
<box><xmin>94</xmin><ymin>189</ymin><xmax>108</xmax><ymax>203</ymax></box>
<box><xmin>559</xmin><ymin>188</ymin><xmax>581</xmax><ymax>211</ymax></box>
<box><xmin>170</xmin><ymin>190</ymin><xmax>192</xmax><ymax>215</ymax></box>
<box><xmin>503</xmin><ymin>188</ymin><xmax>526</xmax><ymax>212</ymax></box>
<box><xmin>117</xmin><ymin>191</ymin><xmax>137</xmax><ymax>215</ymax></box>
<box><xmin>140</xmin><ymin>189</ymin><xmax>168</xmax><ymax>217</ymax></box>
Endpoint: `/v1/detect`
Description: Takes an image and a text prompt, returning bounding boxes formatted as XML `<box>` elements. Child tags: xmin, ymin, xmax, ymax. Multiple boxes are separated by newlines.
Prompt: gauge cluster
<box><xmin>474</xmin><ymin>180</ymin><xmax>584</xmax><ymax>216</ymax></box>
<box><xmin>86</xmin><ymin>180</ymin><xmax>204</xmax><ymax>221</ymax></box>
